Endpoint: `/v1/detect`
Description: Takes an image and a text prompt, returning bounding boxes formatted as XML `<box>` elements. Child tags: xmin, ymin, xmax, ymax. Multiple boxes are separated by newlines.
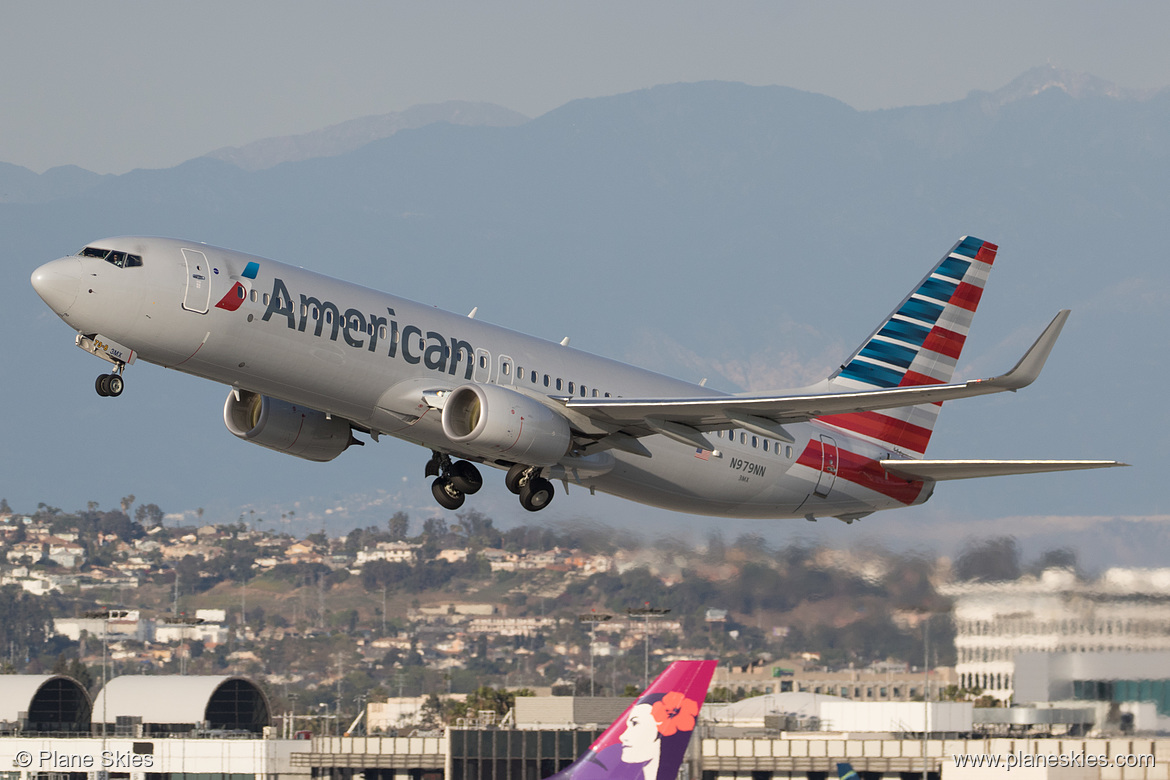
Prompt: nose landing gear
<box><xmin>95</xmin><ymin>369</ymin><xmax>125</xmax><ymax>397</ymax></box>
<box><xmin>76</xmin><ymin>333</ymin><xmax>132</xmax><ymax>398</ymax></box>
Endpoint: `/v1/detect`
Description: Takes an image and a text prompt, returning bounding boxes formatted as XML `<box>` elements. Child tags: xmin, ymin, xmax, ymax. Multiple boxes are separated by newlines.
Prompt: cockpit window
<box><xmin>77</xmin><ymin>246</ymin><xmax>142</xmax><ymax>268</ymax></box>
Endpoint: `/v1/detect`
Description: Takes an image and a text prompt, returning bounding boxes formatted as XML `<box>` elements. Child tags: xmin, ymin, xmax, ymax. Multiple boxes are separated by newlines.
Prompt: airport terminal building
<box><xmin>1</xmin><ymin>675</ymin><xmax>1169</xmax><ymax>780</ymax></box>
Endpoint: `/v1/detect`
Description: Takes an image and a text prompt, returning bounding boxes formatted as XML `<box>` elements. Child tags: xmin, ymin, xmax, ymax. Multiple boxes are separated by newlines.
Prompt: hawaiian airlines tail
<box><xmin>545</xmin><ymin>660</ymin><xmax>717</xmax><ymax>780</ymax></box>
<box><xmin>820</xmin><ymin>236</ymin><xmax>998</xmax><ymax>458</ymax></box>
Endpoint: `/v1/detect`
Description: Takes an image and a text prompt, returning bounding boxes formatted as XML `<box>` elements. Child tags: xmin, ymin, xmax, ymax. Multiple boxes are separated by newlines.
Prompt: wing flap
<box><xmin>880</xmin><ymin>459</ymin><xmax>1128</xmax><ymax>482</ymax></box>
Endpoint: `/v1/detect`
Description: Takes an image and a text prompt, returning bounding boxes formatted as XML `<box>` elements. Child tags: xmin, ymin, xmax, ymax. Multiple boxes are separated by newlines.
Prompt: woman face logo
<box><xmin>618</xmin><ymin>703</ymin><xmax>660</xmax><ymax>763</ymax></box>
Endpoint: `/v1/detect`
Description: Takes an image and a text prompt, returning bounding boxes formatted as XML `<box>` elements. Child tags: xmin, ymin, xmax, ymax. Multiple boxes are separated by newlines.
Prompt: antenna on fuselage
<box><xmin>467</xmin><ymin>307</ymin><xmax>478</xmax><ymax>319</ymax></box>
<box><xmin>560</xmin><ymin>337</ymin><xmax>570</xmax><ymax>346</ymax></box>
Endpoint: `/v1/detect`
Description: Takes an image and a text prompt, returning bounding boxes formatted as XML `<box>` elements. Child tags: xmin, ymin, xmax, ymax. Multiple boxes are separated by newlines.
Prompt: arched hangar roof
<box><xmin>93</xmin><ymin>675</ymin><xmax>270</xmax><ymax>732</ymax></box>
<box><xmin>0</xmin><ymin>675</ymin><xmax>92</xmax><ymax>730</ymax></box>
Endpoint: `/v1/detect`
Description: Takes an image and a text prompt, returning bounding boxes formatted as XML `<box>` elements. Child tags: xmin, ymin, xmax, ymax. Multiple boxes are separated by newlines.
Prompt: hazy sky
<box><xmin>5</xmin><ymin>1</ymin><xmax>1170</xmax><ymax>175</ymax></box>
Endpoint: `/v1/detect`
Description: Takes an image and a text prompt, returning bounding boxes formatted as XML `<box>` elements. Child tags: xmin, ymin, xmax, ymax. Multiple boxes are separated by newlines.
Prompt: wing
<box><xmin>562</xmin><ymin>311</ymin><xmax>1070</xmax><ymax>456</ymax></box>
<box><xmin>880</xmin><ymin>459</ymin><xmax>1128</xmax><ymax>481</ymax></box>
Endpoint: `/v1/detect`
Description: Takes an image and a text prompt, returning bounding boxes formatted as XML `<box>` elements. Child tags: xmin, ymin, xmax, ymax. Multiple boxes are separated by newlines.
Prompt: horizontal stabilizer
<box><xmin>881</xmin><ymin>458</ymin><xmax>1128</xmax><ymax>482</ymax></box>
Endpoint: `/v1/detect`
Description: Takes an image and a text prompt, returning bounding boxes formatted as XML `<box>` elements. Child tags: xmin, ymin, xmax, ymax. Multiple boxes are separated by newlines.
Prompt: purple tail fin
<box><xmin>546</xmin><ymin>660</ymin><xmax>717</xmax><ymax>780</ymax></box>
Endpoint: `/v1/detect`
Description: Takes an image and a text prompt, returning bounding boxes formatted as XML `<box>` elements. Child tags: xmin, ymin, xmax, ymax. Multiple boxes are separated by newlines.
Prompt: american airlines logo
<box><xmin>261</xmin><ymin>277</ymin><xmax>478</xmax><ymax>379</ymax></box>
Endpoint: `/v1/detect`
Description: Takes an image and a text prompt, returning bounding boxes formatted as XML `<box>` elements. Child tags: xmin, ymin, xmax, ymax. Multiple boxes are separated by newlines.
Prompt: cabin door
<box><xmin>181</xmin><ymin>248</ymin><xmax>211</xmax><ymax>313</ymax></box>
<box><xmin>814</xmin><ymin>435</ymin><xmax>839</xmax><ymax>497</ymax></box>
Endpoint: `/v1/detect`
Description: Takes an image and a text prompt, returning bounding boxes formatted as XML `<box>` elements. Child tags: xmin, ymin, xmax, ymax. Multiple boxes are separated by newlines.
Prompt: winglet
<box><xmin>988</xmin><ymin>309</ymin><xmax>1070</xmax><ymax>391</ymax></box>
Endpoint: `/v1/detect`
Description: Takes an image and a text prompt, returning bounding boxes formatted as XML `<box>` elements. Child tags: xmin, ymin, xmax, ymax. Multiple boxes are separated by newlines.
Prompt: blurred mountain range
<box><xmin>2</xmin><ymin>65</ymin><xmax>1165</xmax><ymax>566</ymax></box>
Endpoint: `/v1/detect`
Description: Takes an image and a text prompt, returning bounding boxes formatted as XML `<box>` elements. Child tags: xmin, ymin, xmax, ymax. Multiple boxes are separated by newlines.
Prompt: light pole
<box><xmin>288</xmin><ymin>692</ymin><xmax>299</xmax><ymax>739</ymax></box>
<box><xmin>626</xmin><ymin>604</ymin><xmax>671</xmax><ymax>688</ymax></box>
<box><xmin>922</xmin><ymin>613</ymin><xmax>932</xmax><ymax>780</ymax></box>
<box><xmin>578</xmin><ymin>612</ymin><xmax>613</xmax><ymax>696</ymax></box>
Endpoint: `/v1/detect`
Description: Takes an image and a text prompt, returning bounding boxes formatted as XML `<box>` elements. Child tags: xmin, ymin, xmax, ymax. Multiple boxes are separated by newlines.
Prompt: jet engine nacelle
<box><xmin>441</xmin><ymin>383</ymin><xmax>571</xmax><ymax>466</ymax></box>
<box><xmin>223</xmin><ymin>390</ymin><xmax>354</xmax><ymax>462</ymax></box>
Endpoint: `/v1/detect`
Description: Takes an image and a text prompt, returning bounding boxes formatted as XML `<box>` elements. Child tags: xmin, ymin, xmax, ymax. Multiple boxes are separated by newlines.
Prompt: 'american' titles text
<box><xmin>262</xmin><ymin>278</ymin><xmax>476</xmax><ymax>380</ymax></box>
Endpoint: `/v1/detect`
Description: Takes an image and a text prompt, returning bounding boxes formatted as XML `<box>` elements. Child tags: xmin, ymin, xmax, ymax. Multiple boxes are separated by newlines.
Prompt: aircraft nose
<box><xmin>31</xmin><ymin>256</ymin><xmax>82</xmax><ymax>315</ymax></box>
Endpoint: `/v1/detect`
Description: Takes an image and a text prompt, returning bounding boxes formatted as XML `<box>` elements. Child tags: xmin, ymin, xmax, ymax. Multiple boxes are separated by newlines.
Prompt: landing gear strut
<box><xmin>505</xmin><ymin>464</ymin><xmax>555</xmax><ymax>512</ymax></box>
<box><xmin>426</xmin><ymin>452</ymin><xmax>483</xmax><ymax>511</ymax></box>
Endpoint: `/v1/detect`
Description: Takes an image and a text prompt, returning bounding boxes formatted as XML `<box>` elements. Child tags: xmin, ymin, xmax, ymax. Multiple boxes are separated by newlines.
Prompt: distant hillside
<box><xmin>203</xmin><ymin>100</ymin><xmax>529</xmax><ymax>170</ymax></box>
<box><xmin>0</xmin><ymin>163</ymin><xmax>110</xmax><ymax>204</ymax></box>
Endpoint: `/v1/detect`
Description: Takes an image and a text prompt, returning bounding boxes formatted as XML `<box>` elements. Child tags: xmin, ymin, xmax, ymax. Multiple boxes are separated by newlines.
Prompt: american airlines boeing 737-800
<box><xmin>30</xmin><ymin>236</ymin><xmax>1123</xmax><ymax>520</ymax></box>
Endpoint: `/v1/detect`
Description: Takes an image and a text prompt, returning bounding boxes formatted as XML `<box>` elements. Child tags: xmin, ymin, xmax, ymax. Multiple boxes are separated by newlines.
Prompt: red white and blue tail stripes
<box><xmin>820</xmin><ymin>236</ymin><xmax>997</xmax><ymax>458</ymax></box>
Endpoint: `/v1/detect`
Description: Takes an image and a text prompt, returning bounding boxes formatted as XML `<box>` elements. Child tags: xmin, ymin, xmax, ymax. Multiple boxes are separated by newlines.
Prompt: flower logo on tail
<box><xmin>652</xmin><ymin>691</ymin><xmax>699</xmax><ymax>736</ymax></box>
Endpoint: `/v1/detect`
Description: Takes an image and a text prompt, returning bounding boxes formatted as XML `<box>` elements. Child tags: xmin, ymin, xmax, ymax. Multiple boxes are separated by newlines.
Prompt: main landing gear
<box><xmin>505</xmin><ymin>464</ymin><xmax>555</xmax><ymax>513</ymax></box>
<box><xmin>94</xmin><ymin>370</ymin><xmax>125</xmax><ymax>397</ymax></box>
<box><xmin>425</xmin><ymin>455</ymin><xmax>556</xmax><ymax>513</ymax></box>
<box><xmin>427</xmin><ymin>452</ymin><xmax>483</xmax><ymax>511</ymax></box>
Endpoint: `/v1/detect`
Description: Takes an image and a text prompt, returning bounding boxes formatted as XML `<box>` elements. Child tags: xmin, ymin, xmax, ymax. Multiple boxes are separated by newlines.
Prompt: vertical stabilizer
<box><xmin>820</xmin><ymin>236</ymin><xmax>997</xmax><ymax>457</ymax></box>
<box><xmin>836</xmin><ymin>763</ymin><xmax>859</xmax><ymax>780</ymax></box>
<box><xmin>545</xmin><ymin>660</ymin><xmax>717</xmax><ymax>780</ymax></box>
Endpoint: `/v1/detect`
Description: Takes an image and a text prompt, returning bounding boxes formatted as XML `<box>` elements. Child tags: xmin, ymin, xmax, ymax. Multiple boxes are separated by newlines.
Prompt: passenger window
<box><xmin>250</xmin><ymin>290</ymin><xmax>258</xmax><ymax>303</ymax></box>
<box><xmin>763</xmin><ymin>441</ymin><xmax>770</xmax><ymax>453</ymax></box>
<box><xmin>543</xmin><ymin>375</ymin><xmax>550</xmax><ymax>387</ymax></box>
<box><xmin>752</xmin><ymin>436</ymin><xmax>758</xmax><ymax>448</ymax></box>
<box><xmin>580</xmin><ymin>386</ymin><xmax>587</xmax><ymax>397</ymax></box>
<box><xmin>785</xmin><ymin>445</ymin><xmax>793</xmax><ymax>459</ymax></box>
<box><xmin>592</xmin><ymin>389</ymin><xmax>599</xmax><ymax>397</ymax></box>
<box><xmin>568</xmin><ymin>381</ymin><xmax>574</xmax><ymax>394</ymax></box>
<box><xmin>556</xmin><ymin>378</ymin><xmax>563</xmax><ymax>391</ymax></box>
<box><xmin>502</xmin><ymin>362</ymin><xmax>511</xmax><ymax>376</ymax></box>
<box><xmin>236</xmin><ymin>286</ymin><xmax>245</xmax><ymax>300</ymax></box>
<box><xmin>531</xmin><ymin>371</ymin><xmax>537</xmax><ymax>383</ymax></box>
<box><xmin>604</xmin><ymin>392</ymin><xmax>610</xmax><ymax>397</ymax></box>
<box><xmin>379</xmin><ymin>325</ymin><xmax>387</xmax><ymax>339</ymax></box>
<box><xmin>740</xmin><ymin>432</ymin><xmax>747</xmax><ymax>445</ymax></box>
<box><xmin>325</xmin><ymin>310</ymin><xmax>333</xmax><ymax>324</ymax></box>
<box><xmin>479</xmin><ymin>355</ymin><xmax>488</xmax><ymax>369</ymax></box>
<box><xmin>263</xmin><ymin>293</ymin><xmax>270</xmax><ymax>305</ymax></box>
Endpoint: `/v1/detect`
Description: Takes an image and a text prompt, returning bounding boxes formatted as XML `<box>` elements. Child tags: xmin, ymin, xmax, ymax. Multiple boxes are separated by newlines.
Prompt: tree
<box><xmin>388</xmin><ymin>512</ymin><xmax>410</xmax><ymax>541</ymax></box>
<box><xmin>120</xmin><ymin>494</ymin><xmax>136</xmax><ymax>513</ymax></box>
<box><xmin>1029</xmin><ymin>547</ymin><xmax>1080</xmax><ymax>577</ymax></box>
<box><xmin>0</xmin><ymin>498</ymin><xmax>11</xmax><ymax>514</ymax></box>
<box><xmin>52</xmin><ymin>656</ymin><xmax>95</xmax><ymax>691</ymax></box>
<box><xmin>135</xmin><ymin>503</ymin><xmax>164</xmax><ymax>527</ymax></box>
<box><xmin>955</xmin><ymin>537</ymin><xmax>1021</xmax><ymax>583</ymax></box>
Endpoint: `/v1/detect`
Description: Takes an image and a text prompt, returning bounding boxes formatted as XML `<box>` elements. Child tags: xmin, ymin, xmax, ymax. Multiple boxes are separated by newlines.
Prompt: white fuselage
<box><xmin>31</xmin><ymin>237</ymin><xmax>931</xmax><ymax>520</ymax></box>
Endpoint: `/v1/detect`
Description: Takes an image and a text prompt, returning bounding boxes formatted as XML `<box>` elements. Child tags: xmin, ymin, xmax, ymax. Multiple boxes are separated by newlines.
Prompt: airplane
<box><xmin>30</xmin><ymin>236</ymin><xmax>1125</xmax><ymax>520</ymax></box>
<box><xmin>546</xmin><ymin>659</ymin><xmax>716</xmax><ymax>780</ymax></box>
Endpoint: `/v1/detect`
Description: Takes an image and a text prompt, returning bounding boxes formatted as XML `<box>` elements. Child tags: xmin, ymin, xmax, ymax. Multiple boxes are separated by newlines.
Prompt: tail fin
<box><xmin>821</xmin><ymin>236</ymin><xmax>998</xmax><ymax>458</ymax></box>
<box><xmin>545</xmin><ymin>660</ymin><xmax>717</xmax><ymax>780</ymax></box>
<box><xmin>836</xmin><ymin>763</ymin><xmax>859</xmax><ymax>780</ymax></box>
